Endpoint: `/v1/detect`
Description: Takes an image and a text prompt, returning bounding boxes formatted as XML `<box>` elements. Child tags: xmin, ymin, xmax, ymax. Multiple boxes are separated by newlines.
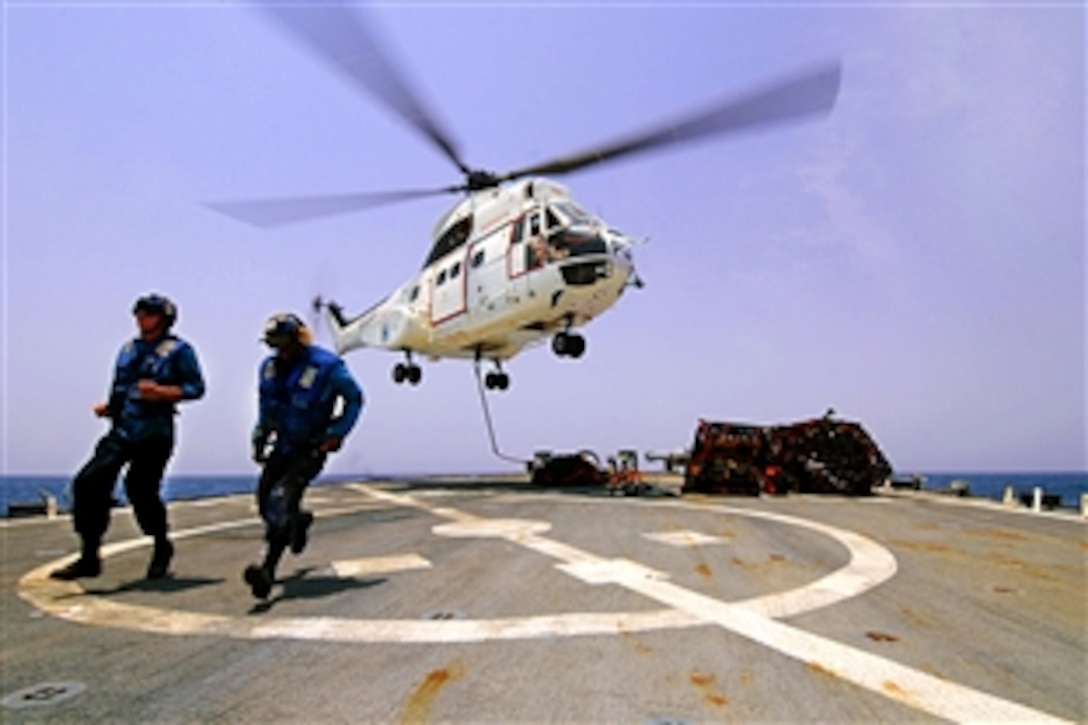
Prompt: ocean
<box><xmin>0</xmin><ymin>473</ymin><xmax>389</xmax><ymax>518</ymax></box>
<box><xmin>1</xmin><ymin>471</ymin><xmax>1085</xmax><ymax>518</ymax></box>
<box><xmin>905</xmin><ymin>472</ymin><xmax>1086</xmax><ymax>509</ymax></box>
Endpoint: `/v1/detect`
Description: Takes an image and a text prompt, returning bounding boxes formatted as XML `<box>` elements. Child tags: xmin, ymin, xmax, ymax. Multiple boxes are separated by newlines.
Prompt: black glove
<box><xmin>252</xmin><ymin>430</ymin><xmax>271</xmax><ymax>464</ymax></box>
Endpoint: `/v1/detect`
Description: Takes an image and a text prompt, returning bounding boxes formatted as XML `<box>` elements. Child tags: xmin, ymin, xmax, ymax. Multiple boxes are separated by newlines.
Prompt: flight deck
<box><xmin>3</xmin><ymin>478</ymin><xmax>1084</xmax><ymax>722</ymax></box>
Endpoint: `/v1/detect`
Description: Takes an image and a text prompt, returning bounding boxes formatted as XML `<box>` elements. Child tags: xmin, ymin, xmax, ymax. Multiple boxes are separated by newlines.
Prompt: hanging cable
<box><xmin>473</xmin><ymin>358</ymin><xmax>529</xmax><ymax>466</ymax></box>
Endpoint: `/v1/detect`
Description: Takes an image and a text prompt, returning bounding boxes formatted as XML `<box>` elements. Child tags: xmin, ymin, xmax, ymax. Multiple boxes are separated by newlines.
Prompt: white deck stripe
<box><xmin>329</xmin><ymin>554</ymin><xmax>432</xmax><ymax>578</ymax></box>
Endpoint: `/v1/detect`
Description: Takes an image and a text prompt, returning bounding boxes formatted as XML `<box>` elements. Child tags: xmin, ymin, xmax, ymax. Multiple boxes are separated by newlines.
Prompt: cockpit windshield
<box><xmin>552</xmin><ymin>202</ymin><xmax>594</xmax><ymax>226</ymax></box>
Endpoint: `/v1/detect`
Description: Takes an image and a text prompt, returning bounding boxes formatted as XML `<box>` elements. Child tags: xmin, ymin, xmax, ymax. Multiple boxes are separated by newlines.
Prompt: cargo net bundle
<box><xmin>683</xmin><ymin>416</ymin><xmax>892</xmax><ymax>496</ymax></box>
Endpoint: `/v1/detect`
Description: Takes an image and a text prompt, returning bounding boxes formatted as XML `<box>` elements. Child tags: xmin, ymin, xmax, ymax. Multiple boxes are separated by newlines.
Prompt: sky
<box><xmin>2</xmin><ymin>1</ymin><xmax>1084</xmax><ymax>478</ymax></box>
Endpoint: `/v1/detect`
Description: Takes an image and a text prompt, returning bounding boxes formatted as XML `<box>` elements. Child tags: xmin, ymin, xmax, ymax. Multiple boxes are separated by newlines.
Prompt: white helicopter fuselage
<box><xmin>327</xmin><ymin>178</ymin><xmax>637</xmax><ymax>368</ymax></box>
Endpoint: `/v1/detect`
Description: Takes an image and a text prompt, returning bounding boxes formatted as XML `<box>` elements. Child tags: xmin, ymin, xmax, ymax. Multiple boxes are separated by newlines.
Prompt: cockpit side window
<box><xmin>545</xmin><ymin>208</ymin><xmax>561</xmax><ymax>230</ymax></box>
<box><xmin>526</xmin><ymin>213</ymin><xmax>548</xmax><ymax>270</ymax></box>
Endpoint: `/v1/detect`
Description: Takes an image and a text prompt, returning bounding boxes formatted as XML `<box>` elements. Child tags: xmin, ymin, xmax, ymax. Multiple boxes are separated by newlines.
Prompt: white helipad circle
<box><xmin>18</xmin><ymin>488</ymin><xmax>895</xmax><ymax>643</ymax></box>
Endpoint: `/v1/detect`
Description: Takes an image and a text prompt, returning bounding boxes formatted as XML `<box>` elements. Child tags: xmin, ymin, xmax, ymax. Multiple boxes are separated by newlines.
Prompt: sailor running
<box><xmin>244</xmin><ymin>313</ymin><xmax>363</xmax><ymax>599</ymax></box>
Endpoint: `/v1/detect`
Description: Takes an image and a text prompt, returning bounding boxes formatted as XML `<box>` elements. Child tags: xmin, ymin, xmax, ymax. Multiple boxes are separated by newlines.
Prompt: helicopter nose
<box><xmin>610</xmin><ymin>236</ymin><xmax>635</xmax><ymax>272</ymax></box>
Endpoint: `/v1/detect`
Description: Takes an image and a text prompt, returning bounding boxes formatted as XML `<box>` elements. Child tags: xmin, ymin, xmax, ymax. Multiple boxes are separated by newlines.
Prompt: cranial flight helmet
<box><xmin>133</xmin><ymin>293</ymin><xmax>177</xmax><ymax>329</ymax></box>
<box><xmin>262</xmin><ymin>312</ymin><xmax>312</xmax><ymax>348</ymax></box>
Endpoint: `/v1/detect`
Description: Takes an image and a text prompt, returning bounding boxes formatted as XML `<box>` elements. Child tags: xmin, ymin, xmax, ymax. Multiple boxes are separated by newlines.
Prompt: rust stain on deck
<box><xmin>689</xmin><ymin>669</ymin><xmax>729</xmax><ymax>707</ymax></box>
<box><xmin>882</xmin><ymin>680</ymin><xmax>919</xmax><ymax>707</ymax></box>
<box><xmin>807</xmin><ymin>661</ymin><xmax>839</xmax><ymax>680</ymax></box>
<box><xmin>400</xmin><ymin>660</ymin><xmax>466</xmax><ymax>724</ymax></box>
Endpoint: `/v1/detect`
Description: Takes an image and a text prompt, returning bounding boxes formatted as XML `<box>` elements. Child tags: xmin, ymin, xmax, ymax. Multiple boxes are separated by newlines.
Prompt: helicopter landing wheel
<box><xmin>484</xmin><ymin>371</ymin><xmax>510</xmax><ymax>391</ymax></box>
<box><xmin>567</xmin><ymin>334</ymin><xmax>586</xmax><ymax>358</ymax></box>
<box><xmin>552</xmin><ymin>332</ymin><xmax>586</xmax><ymax>359</ymax></box>
<box><xmin>393</xmin><ymin>362</ymin><xmax>422</xmax><ymax>385</ymax></box>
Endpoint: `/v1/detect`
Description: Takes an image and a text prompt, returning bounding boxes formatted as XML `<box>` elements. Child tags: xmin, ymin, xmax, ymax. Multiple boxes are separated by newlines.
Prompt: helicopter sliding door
<box><xmin>507</xmin><ymin>213</ymin><xmax>528</xmax><ymax>279</ymax></box>
<box><xmin>504</xmin><ymin>212</ymin><xmax>539</xmax><ymax>313</ymax></box>
<box><xmin>466</xmin><ymin>225</ymin><xmax>512</xmax><ymax>319</ymax></box>
<box><xmin>429</xmin><ymin>251</ymin><xmax>467</xmax><ymax>326</ymax></box>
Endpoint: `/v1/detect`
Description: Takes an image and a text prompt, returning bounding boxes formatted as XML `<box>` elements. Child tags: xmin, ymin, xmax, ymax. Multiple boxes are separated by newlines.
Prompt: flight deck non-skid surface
<box><xmin>3</xmin><ymin>478</ymin><xmax>1084</xmax><ymax>722</ymax></box>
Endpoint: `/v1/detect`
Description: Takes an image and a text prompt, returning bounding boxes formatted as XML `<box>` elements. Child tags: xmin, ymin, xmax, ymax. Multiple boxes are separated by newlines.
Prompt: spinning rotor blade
<box><xmin>206</xmin><ymin>186</ymin><xmax>463</xmax><ymax>228</ymax></box>
<box><xmin>498</xmin><ymin>61</ymin><xmax>842</xmax><ymax>182</ymax></box>
<box><xmin>256</xmin><ymin>1</ymin><xmax>470</xmax><ymax>175</ymax></box>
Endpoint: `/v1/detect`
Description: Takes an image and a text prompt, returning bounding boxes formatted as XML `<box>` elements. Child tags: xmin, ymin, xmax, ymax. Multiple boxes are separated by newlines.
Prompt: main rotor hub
<box><xmin>466</xmin><ymin>169</ymin><xmax>500</xmax><ymax>192</ymax></box>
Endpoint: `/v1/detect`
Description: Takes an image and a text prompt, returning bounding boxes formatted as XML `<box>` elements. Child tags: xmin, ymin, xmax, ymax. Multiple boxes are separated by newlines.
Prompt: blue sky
<box><xmin>3</xmin><ymin>1</ymin><xmax>1084</xmax><ymax>477</ymax></box>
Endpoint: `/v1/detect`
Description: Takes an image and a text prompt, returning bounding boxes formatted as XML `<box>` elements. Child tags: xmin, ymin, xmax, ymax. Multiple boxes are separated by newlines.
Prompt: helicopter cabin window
<box><xmin>436</xmin><ymin>269</ymin><xmax>448</xmax><ymax>286</ymax></box>
<box><xmin>408</xmin><ymin>285</ymin><xmax>420</xmax><ymax>302</ymax></box>
<box><xmin>450</xmin><ymin>261</ymin><xmax>462</xmax><ymax>279</ymax></box>
<box><xmin>529</xmin><ymin>214</ymin><xmax>541</xmax><ymax>236</ymax></box>
<box><xmin>471</xmin><ymin>249</ymin><xmax>485</xmax><ymax>268</ymax></box>
<box><xmin>424</xmin><ymin>215</ymin><xmax>474</xmax><ymax>268</ymax></box>
<box><xmin>510</xmin><ymin>218</ymin><xmax>524</xmax><ymax>245</ymax></box>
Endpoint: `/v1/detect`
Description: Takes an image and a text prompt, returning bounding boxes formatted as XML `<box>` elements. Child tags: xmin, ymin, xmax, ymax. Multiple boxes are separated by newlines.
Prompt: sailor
<box><xmin>245</xmin><ymin>313</ymin><xmax>364</xmax><ymax>599</ymax></box>
<box><xmin>51</xmin><ymin>293</ymin><xmax>206</xmax><ymax>580</ymax></box>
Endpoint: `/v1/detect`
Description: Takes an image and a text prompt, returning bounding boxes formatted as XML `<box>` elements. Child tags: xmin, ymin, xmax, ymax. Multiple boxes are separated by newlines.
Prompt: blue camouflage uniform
<box><xmin>110</xmin><ymin>336</ymin><xmax>206</xmax><ymax>440</ymax></box>
<box><xmin>252</xmin><ymin>344</ymin><xmax>363</xmax><ymax>544</ymax></box>
<box><xmin>72</xmin><ymin>333</ymin><xmax>205</xmax><ymax>545</ymax></box>
<box><xmin>254</xmin><ymin>345</ymin><xmax>362</xmax><ymax>457</ymax></box>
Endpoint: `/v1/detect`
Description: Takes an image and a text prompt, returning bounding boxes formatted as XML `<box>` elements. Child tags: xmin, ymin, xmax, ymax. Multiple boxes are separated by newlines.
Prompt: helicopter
<box><xmin>210</xmin><ymin>2</ymin><xmax>842</xmax><ymax>391</ymax></box>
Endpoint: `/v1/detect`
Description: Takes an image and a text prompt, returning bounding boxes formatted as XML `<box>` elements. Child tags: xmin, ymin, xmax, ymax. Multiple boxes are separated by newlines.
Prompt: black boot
<box><xmin>51</xmin><ymin>540</ymin><xmax>102</xmax><ymax>580</ymax></box>
<box><xmin>50</xmin><ymin>556</ymin><xmax>102</xmax><ymax>580</ymax></box>
<box><xmin>244</xmin><ymin>540</ymin><xmax>284</xmax><ymax>599</ymax></box>
<box><xmin>146</xmin><ymin>537</ymin><xmax>174</xmax><ymax>579</ymax></box>
<box><xmin>243</xmin><ymin>564</ymin><xmax>274</xmax><ymax>599</ymax></box>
